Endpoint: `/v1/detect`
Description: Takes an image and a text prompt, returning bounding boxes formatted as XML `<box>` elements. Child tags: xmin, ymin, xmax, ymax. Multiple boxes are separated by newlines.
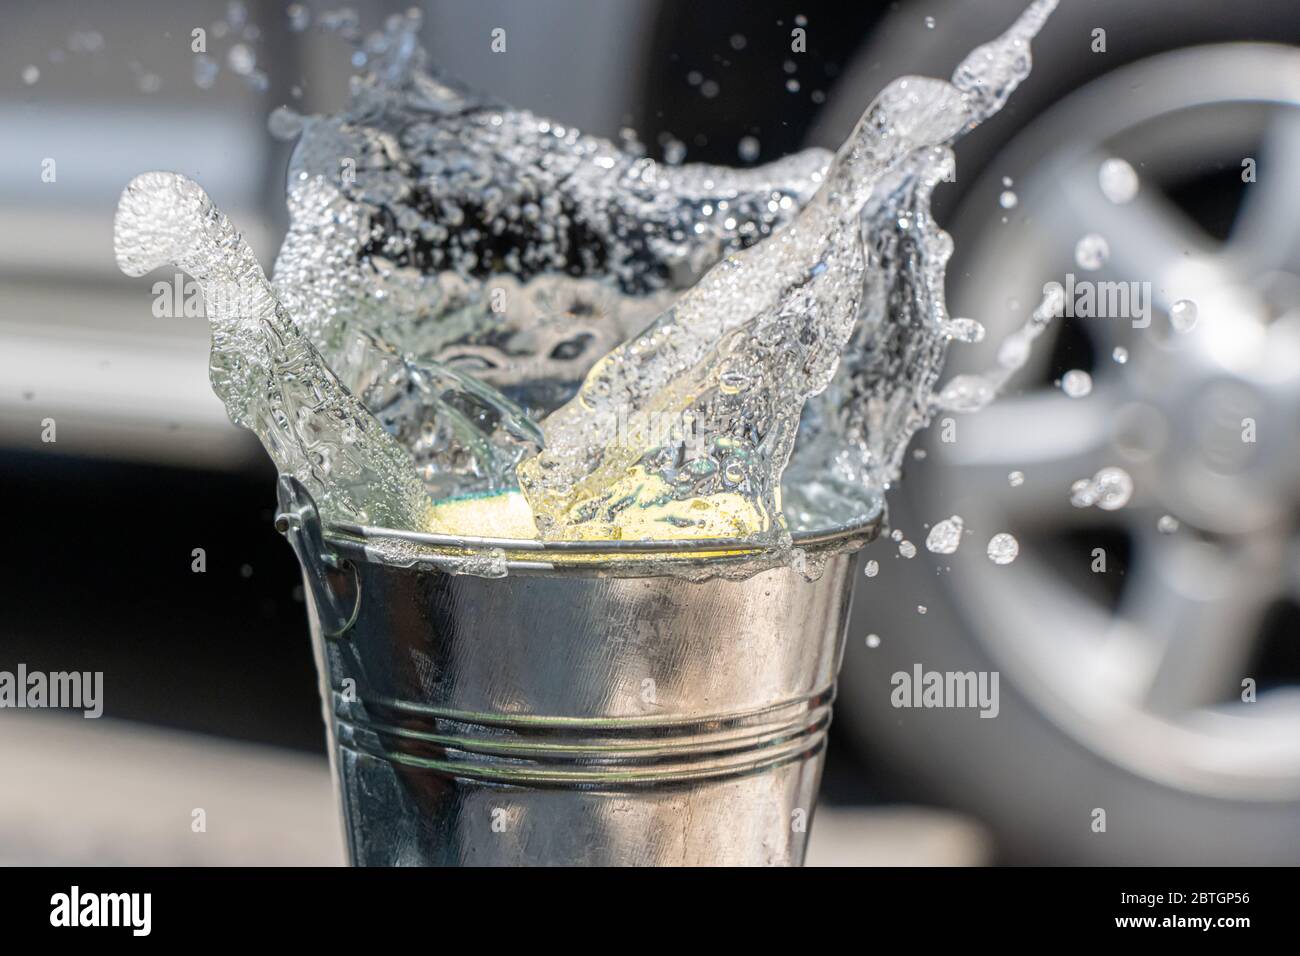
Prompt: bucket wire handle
<box><xmin>275</xmin><ymin>475</ymin><xmax>361</xmax><ymax>637</ymax></box>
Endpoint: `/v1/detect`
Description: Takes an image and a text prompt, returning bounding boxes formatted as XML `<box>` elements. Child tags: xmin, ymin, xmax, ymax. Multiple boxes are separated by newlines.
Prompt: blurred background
<box><xmin>2</xmin><ymin>0</ymin><xmax>1299</xmax><ymax>865</ymax></box>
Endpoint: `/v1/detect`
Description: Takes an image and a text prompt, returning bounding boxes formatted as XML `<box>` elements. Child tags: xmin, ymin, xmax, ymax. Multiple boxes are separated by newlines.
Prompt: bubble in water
<box><xmin>1098</xmin><ymin>157</ymin><xmax>1139</xmax><ymax>204</ymax></box>
<box><xmin>1008</xmin><ymin>470</ymin><xmax>1024</xmax><ymax>487</ymax></box>
<box><xmin>987</xmin><ymin>532</ymin><xmax>1019</xmax><ymax>564</ymax></box>
<box><xmin>864</xmin><ymin>559</ymin><xmax>880</xmax><ymax>577</ymax></box>
<box><xmin>999</xmin><ymin>189</ymin><xmax>1018</xmax><ymax>209</ymax></box>
<box><xmin>1074</xmin><ymin>233</ymin><xmax>1109</xmax><ymax>271</ymax></box>
<box><xmin>738</xmin><ymin>136</ymin><xmax>761</xmax><ymax>163</ymax></box>
<box><xmin>925</xmin><ymin>515</ymin><xmax>964</xmax><ymax>554</ymax></box>
<box><xmin>1071</xmin><ymin>466</ymin><xmax>1133</xmax><ymax>511</ymax></box>
<box><xmin>1112</xmin><ymin>346</ymin><xmax>1128</xmax><ymax>365</ymax></box>
<box><xmin>899</xmin><ymin>540</ymin><xmax>918</xmax><ymax>559</ymax></box>
<box><xmin>1060</xmin><ymin>369</ymin><xmax>1092</xmax><ymax>398</ymax></box>
<box><xmin>22</xmin><ymin>65</ymin><xmax>40</xmax><ymax>85</ymax></box>
<box><xmin>1157</xmin><ymin>514</ymin><xmax>1180</xmax><ymax>534</ymax></box>
<box><xmin>1170</xmin><ymin>298</ymin><xmax>1198</xmax><ymax>333</ymax></box>
<box><xmin>866</xmin><ymin>633</ymin><xmax>882</xmax><ymax>648</ymax></box>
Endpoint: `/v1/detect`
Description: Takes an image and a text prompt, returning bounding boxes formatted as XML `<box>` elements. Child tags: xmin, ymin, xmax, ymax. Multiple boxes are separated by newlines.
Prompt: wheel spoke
<box><xmin>1227</xmin><ymin>105</ymin><xmax>1300</xmax><ymax>274</ymax></box>
<box><xmin>933</xmin><ymin>384</ymin><xmax>1144</xmax><ymax>526</ymax></box>
<box><xmin>1116</xmin><ymin>532</ymin><xmax>1283</xmax><ymax>715</ymax></box>
<box><xmin>1053</xmin><ymin>150</ymin><xmax>1228</xmax><ymax>317</ymax></box>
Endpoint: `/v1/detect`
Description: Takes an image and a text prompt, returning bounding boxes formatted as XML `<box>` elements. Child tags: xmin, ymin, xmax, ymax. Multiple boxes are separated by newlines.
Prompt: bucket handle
<box><xmin>275</xmin><ymin>475</ymin><xmax>361</xmax><ymax>637</ymax></box>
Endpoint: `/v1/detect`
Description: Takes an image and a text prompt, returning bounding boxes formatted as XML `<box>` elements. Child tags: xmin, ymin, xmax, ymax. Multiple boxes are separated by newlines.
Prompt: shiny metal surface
<box><xmin>276</xmin><ymin>477</ymin><xmax>874</xmax><ymax>866</ymax></box>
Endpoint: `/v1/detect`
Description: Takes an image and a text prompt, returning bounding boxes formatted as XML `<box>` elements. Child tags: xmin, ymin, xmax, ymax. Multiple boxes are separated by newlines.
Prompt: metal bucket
<box><xmin>275</xmin><ymin>475</ymin><xmax>879</xmax><ymax>866</ymax></box>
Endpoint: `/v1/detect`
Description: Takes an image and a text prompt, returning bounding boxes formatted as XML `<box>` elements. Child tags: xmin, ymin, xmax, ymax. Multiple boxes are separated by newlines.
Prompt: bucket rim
<box><xmin>325</xmin><ymin>511</ymin><xmax>882</xmax><ymax>568</ymax></box>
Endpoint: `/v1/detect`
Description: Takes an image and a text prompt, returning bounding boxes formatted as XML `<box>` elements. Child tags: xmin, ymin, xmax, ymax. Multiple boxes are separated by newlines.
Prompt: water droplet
<box><xmin>135</xmin><ymin>69</ymin><xmax>162</xmax><ymax>94</ymax></box>
<box><xmin>287</xmin><ymin>3</ymin><xmax>312</xmax><ymax>31</ymax></box>
<box><xmin>1060</xmin><ymin>369</ymin><xmax>1092</xmax><ymax>398</ymax></box>
<box><xmin>917</xmin><ymin>605</ymin><xmax>928</xmax><ymax>615</ymax></box>
<box><xmin>1001</xmin><ymin>176</ymin><xmax>1013</xmax><ymax>188</ymax></box>
<box><xmin>1157</xmin><ymin>514</ymin><xmax>1180</xmax><ymax>534</ymax></box>
<box><xmin>925</xmin><ymin>515</ymin><xmax>964</xmax><ymax>554</ymax></box>
<box><xmin>999</xmin><ymin>189</ymin><xmax>1018</xmax><ymax>209</ymax></box>
<box><xmin>193</xmin><ymin>54</ymin><xmax>218</xmax><ymax>89</ymax></box>
<box><xmin>227</xmin><ymin>43</ymin><xmax>256</xmax><ymax>76</ymax></box>
<box><xmin>899</xmin><ymin>540</ymin><xmax>917</xmax><ymax>559</ymax></box>
<box><xmin>785</xmin><ymin>78</ymin><xmax>800</xmax><ymax>93</ymax></box>
<box><xmin>738</xmin><ymin>136</ymin><xmax>761</xmax><ymax>163</ymax></box>
<box><xmin>1169</xmin><ymin>298</ymin><xmax>1198</xmax><ymax>333</ymax></box>
<box><xmin>730</xmin><ymin>34</ymin><xmax>747</xmax><ymax>51</ymax></box>
<box><xmin>1112</xmin><ymin>346</ymin><xmax>1128</xmax><ymax>365</ymax></box>
<box><xmin>22</xmin><ymin>65</ymin><xmax>40</xmax><ymax>85</ymax></box>
<box><xmin>890</xmin><ymin>529</ymin><xmax>904</xmax><ymax>542</ymax></box>
<box><xmin>1098</xmin><ymin>157</ymin><xmax>1139</xmax><ymax>204</ymax></box>
<box><xmin>987</xmin><ymin>532</ymin><xmax>1019</xmax><ymax>565</ymax></box>
<box><xmin>864</xmin><ymin>559</ymin><xmax>880</xmax><ymax>578</ymax></box>
<box><xmin>1075</xmin><ymin>233</ymin><xmax>1109</xmax><ymax>271</ymax></box>
<box><xmin>1008</xmin><ymin>470</ymin><xmax>1024</xmax><ymax>487</ymax></box>
<box><xmin>925</xmin><ymin>16</ymin><xmax>936</xmax><ymax>29</ymax></box>
<box><xmin>267</xmin><ymin>106</ymin><xmax>304</xmax><ymax>140</ymax></box>
<box><xmin>944</xmin><ymin>317</ymin><xmax>985</xmax><ymax>343</ymax></box>
<box><xmin>1071</xmin><ymin>466</ymin><xmax>1133</xmax><ymax>511</ymax></box>
<box><xmin>701</xmin><ymin>79</ymin><xmax>721</xmax><ymax>98</ymax></box>
<box><xmin>866</xmin><ymin>633</ymin><xmax>882</xmax><ymax>648</ymax></box>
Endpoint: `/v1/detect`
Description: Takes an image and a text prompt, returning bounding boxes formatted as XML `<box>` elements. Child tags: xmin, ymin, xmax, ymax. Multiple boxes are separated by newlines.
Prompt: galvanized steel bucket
<box><xmin>275</xmin><ymin>475</ymin><xmax>878</xmax><ymax>866</ymax></box>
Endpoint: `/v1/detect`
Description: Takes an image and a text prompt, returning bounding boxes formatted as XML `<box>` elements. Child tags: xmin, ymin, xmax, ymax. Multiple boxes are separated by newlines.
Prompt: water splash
<box><xmin>113</xmin><ymin>1</ymin><xmax>1061</xmax><ymax>578</ymax></box>
<box><xmin>522</xmin><ymin>0</ymin><xmax>1059</xmax><ymax>542</ymax></box>
<box><xmin>113</xmin><ymin>171</ymin><xmax>431</xmax><ymax>531</ymax></box>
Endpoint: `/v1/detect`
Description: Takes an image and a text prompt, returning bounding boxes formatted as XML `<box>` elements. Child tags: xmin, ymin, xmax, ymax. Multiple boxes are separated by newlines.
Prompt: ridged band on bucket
<box><xmin>334</xmin><ymin>688</ymin><xmax>835</xmax><ymax>786</ymax></box>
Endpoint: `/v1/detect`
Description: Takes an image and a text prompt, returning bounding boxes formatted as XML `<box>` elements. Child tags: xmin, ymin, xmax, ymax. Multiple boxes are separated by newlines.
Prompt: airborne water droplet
<box><xmin>1071</xmin><ymin>466</ymin><xmax>1133</xmax><ymax>511</ymax></box>
<box><xmin>1075</xmin><ymin>233</ymin><xmax>1109</xmax><ymax>271</ymax></box>
<box><xmin>925</xmin><ymin>515</ymin><xmax>963</xmax><ymax>554</ymax></box>
<box><xmin>1060</xmin><ymin>369</ymin><xmax>1092</xmax><ymax>398</ymax></box>
<box><xmin>864</xmin><ymin>559</ymin><xmax>880</xmax><ymax>578</ymax></box>
<box><xmin>1098</xmin><ymin>157</ymin><xmax>1139</xmax><ymax>204</ymax></box>
<box><xmin>987</xmin><ymin>532</ymin><xmax>1019</xmax><ymax>565</ymax></box>
<box><xmin>1008</xmin><ymin>470</ymin><xmax>1024</xmax><ymax>487</ymax></box>
<box><xmin>1170</xmin><ymin>298</ymin><xmax>1198</xmax><ymax>333</ymax></box>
